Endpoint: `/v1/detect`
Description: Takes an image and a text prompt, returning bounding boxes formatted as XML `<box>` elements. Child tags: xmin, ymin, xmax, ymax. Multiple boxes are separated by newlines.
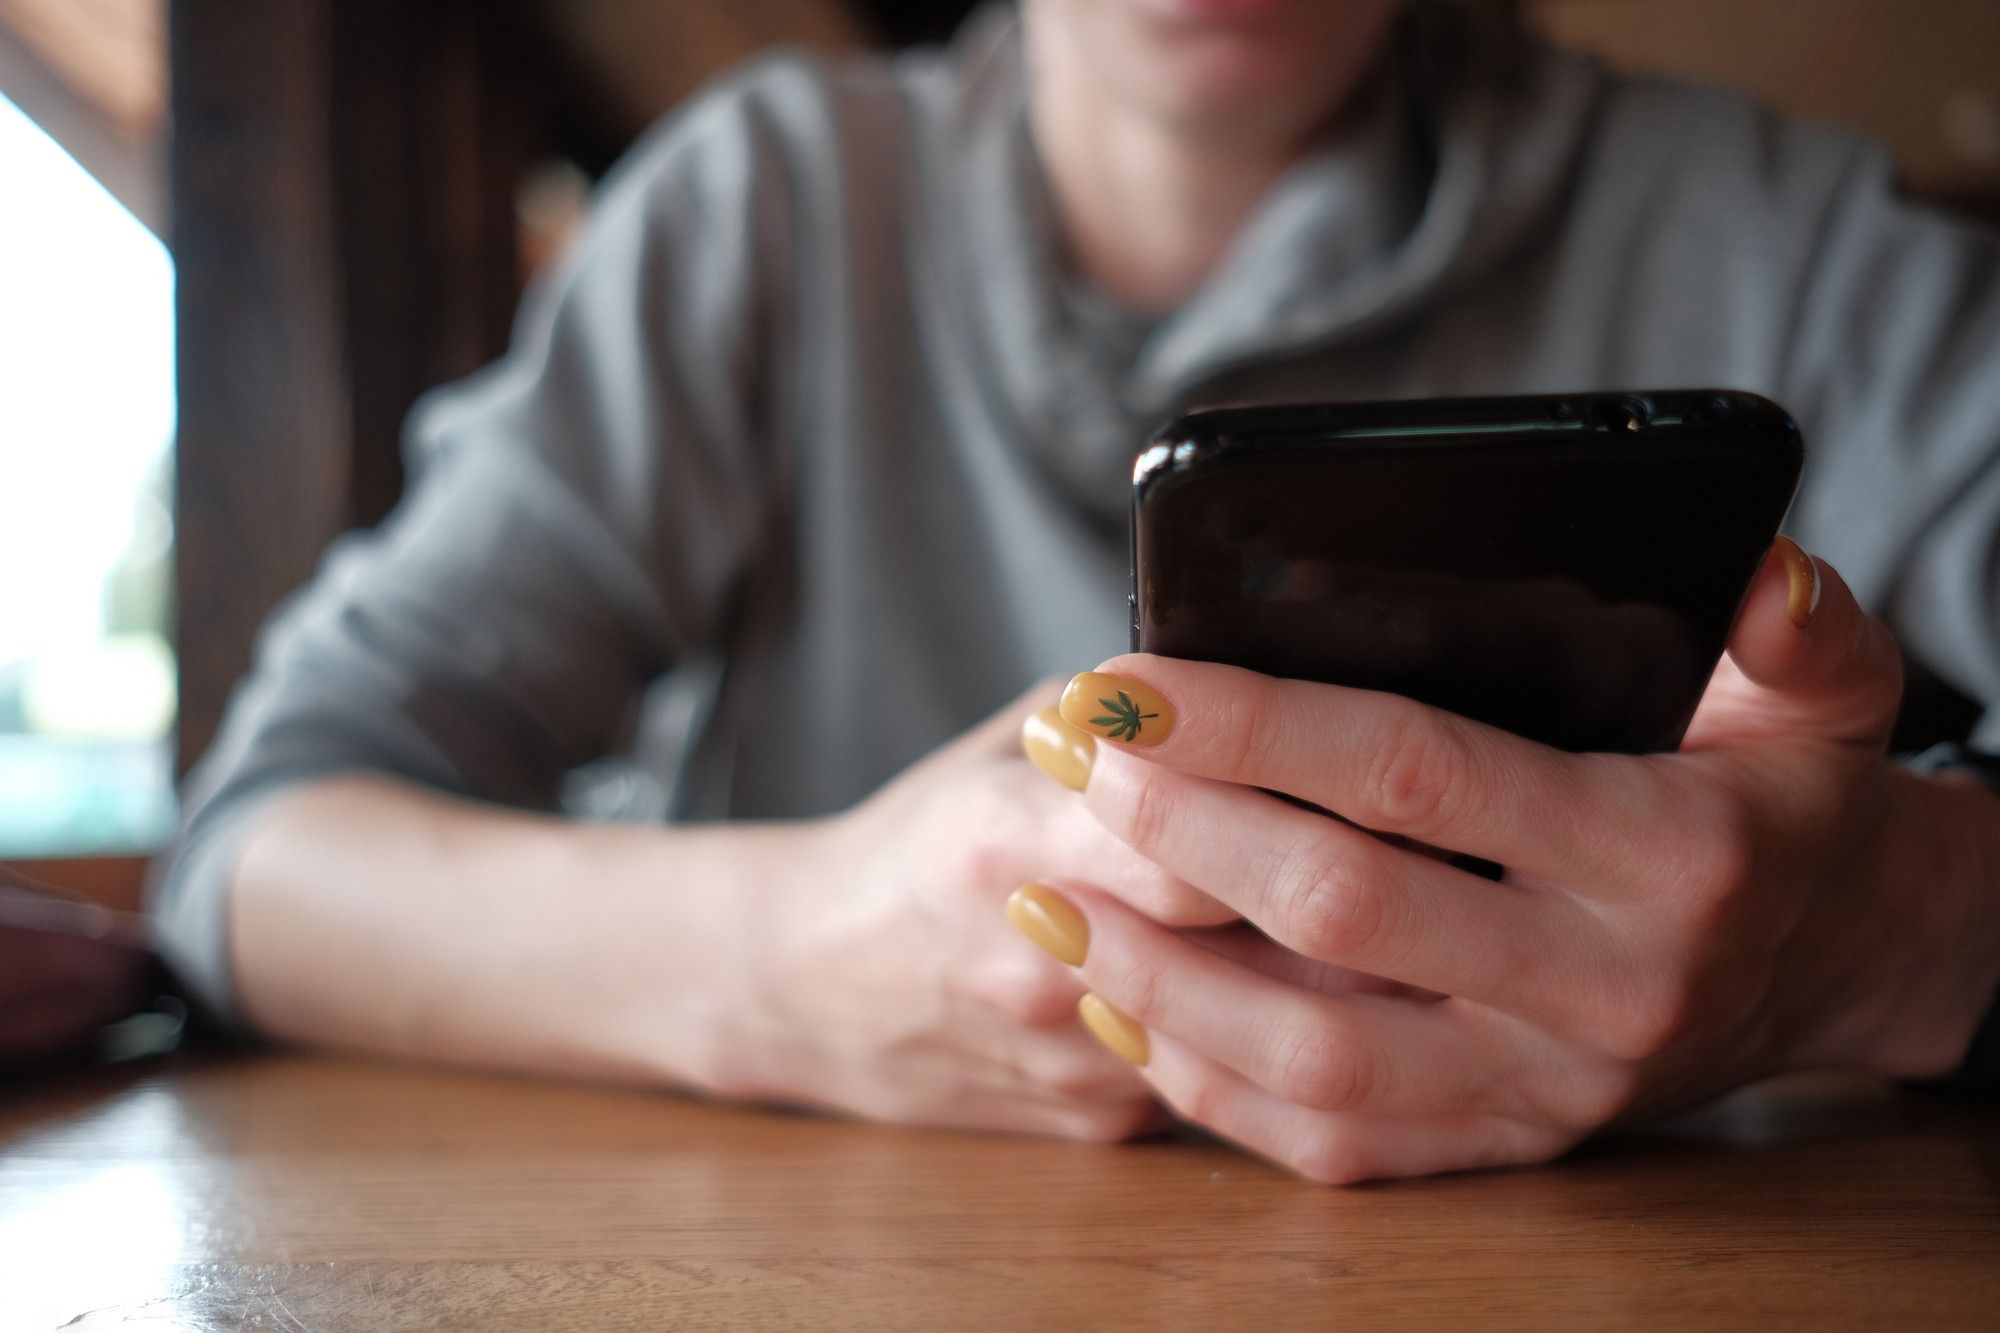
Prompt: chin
<box><xmin>1095</xmin><ymin>0</ymin><xmax>1400</xmax><ymax>135</ymax></box>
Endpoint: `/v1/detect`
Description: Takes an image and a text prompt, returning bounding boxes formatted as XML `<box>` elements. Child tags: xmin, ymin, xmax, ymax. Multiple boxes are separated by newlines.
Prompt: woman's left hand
<box><xmin>1013</xmin><ymin>540</ymin><xmax>2000</xmax><ymax>1182</ymax></box>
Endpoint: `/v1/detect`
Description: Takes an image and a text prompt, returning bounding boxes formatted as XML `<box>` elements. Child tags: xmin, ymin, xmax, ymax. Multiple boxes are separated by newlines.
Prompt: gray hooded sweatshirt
<box><xmin>153</xmin><ymin>6</ymin><xmax>2000</xmax><ymax>1019</ymax></box>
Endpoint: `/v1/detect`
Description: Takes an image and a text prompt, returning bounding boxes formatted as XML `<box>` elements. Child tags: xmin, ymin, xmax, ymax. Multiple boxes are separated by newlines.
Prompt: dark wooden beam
<box><xmin>168</xmin><ymin>1</ymin><xmax>542</xmax><ymax>775</ymax></box>
<box><xmin>325</xmin><ymin>3</ymin><xmax>539</xmax><ymax>533</ymax></box>
<box><xmin>169</xmin><ymin>0</ymin><xmax>351</xmax><ymax>774</ymax></box>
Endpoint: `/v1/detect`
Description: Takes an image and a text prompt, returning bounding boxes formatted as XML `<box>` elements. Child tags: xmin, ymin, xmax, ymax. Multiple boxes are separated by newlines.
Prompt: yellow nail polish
<box><xmin>1005</xmin><ymin>882</ymin><xmax>1089</xmax><ymax>966</ymax></box>
<box><xmin>1059</xmin><ymin>672</ymin><xmax>1175</xmax><ymax>747</ymax></box>
<box><xmin>1021</xmin><ymin>707</ymin><xmax>1096</xmax><ymax>791</ymax></box>
<box><xmin>1077</xmin><ymin>993</ymin><xmax>1149</xmax><ymax>1067</ymax></box>
<box><xmin>1774</xmin><ymin>535</ymin><xmax>1821</xmax><ymax>628</ymax></box>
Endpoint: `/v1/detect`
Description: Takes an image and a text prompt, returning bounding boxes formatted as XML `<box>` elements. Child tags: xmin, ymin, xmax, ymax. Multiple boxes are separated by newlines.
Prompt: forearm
<box><xmin>229</xmin><ymin>774</ymin><xmax>809</xmax><ymax>1091</ymax></box>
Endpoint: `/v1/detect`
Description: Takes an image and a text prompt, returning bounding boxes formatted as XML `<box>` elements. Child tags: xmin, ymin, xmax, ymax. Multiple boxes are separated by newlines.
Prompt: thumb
<box><xmin>1698</xmin><ymin>537</ymin><xmax>1903</xmax><ymax>748</ymax></box>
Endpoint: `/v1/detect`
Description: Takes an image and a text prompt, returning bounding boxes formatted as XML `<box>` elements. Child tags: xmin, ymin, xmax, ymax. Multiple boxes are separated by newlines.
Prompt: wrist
<box><xmin>1846</xmin><ymin>768</ymin><xmax>2000</xmax><ymax>1080</ymax></box>
<box><xmin>564</xmin><ymin>816</ymin><xmax>823</xmax><ymax>1098</ymax></box>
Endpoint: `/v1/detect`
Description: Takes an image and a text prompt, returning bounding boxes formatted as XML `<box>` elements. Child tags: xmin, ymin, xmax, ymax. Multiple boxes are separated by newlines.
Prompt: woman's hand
<box><xmin>726</xmin><ymin>683</ymin><xmax>1228</xmax><ymax>1141</ymax></box>
<box><xmin>1014</xmin><ymin>541</ymin><xmax>2000</xmax><ymax>1181</ymax></box>
<box><xmin>228</xmin><ymin>687</ymin><xmax>1217</xmax><ymax>1140</ymax></box>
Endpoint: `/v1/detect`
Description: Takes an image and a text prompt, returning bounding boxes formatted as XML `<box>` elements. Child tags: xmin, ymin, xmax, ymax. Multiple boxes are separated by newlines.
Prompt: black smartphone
<box><xmin>1130</xmin><ymin>391</ymin><xmax>1803</xmax><ymax>756</ymax></box>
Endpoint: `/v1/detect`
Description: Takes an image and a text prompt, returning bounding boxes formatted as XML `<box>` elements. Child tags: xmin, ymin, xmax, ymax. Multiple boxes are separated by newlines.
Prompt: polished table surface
<box><xmin>2</xmin><ymin>1053</ymin><xmax>1997</xmax><ymax>1330</ymax></box>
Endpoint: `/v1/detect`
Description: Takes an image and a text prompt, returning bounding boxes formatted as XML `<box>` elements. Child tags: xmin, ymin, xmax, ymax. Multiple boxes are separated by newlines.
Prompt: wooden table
<box><xmin>2</xmin><ymin>1053</ymin><xmax>1997</xmax><ymax>1329</ymax></box>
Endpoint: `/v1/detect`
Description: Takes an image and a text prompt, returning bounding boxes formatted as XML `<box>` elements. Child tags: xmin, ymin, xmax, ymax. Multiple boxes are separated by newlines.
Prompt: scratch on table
<box><xmin>268</xmin><ymin>1289</ymin><xmax>311</xmax><ymax>1332</ymax></box>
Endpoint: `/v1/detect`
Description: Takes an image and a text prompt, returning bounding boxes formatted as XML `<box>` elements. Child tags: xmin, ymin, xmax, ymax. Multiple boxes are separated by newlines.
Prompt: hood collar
<box><xmin>929</xmin><ymin>3</ymin><xmax>1606</xmax><ymax>503</ymax></box>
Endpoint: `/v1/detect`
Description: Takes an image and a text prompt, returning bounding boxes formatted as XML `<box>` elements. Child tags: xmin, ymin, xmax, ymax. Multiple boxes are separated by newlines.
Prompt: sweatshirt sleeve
<box><xmin>1779</xmin><ymin>143</ymin><xmax>2000</xmax><ymax>747</ymax></box>
<box><xmin>147</xmin><ymin>75</ymin><xmax>796</xmax><ymax>1023</ymax></box>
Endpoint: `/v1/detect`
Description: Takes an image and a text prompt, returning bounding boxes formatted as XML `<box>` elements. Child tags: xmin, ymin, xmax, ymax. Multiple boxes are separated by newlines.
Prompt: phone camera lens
<box><xmin>1590</xmin><ymin>398</ymin><xmax>1648</xmax><ymax>433</ymax></box>
<box><xmin>1686</xmin><ymin>395</ymin><xmax>1734</xmax><ymax>428</ymax></box>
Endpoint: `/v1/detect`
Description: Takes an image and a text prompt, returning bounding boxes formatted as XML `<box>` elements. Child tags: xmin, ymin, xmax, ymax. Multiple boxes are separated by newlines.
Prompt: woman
<box><xmin>153</xmin><ymin>0</ymin><xmax>2000</xmax><ymax>1180</ymax></box>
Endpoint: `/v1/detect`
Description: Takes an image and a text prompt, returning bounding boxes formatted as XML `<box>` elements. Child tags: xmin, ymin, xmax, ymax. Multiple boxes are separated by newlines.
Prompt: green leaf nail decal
<box><xmin>1090</xmin><ymin>690</ymin><xmax>1159</xmax><ymax>742</ymax></box>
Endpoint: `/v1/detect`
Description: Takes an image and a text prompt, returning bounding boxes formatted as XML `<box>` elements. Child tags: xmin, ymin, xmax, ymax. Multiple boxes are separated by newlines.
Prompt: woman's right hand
<box><xmin>718</xmin><ymin>683</ymin><xmax>1227</xmax><ymax>1140</ymax></box>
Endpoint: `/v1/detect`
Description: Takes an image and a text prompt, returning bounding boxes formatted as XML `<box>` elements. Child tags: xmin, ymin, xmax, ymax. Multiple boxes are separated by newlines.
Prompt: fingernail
<box><xmin>1021</xmin><ymin>707</ymin><xmax>1096</xmax><ymax>791</ymax></box>
<box><xmin>1006</xmin><ymin>883</ymin><xmax>1089</xmax><ymax>966</ymax></box>
<box><xmin>1077</xmin><ymin>993</ymin><xmax>1149</xmax><ymax>1066</ymax></box>
<box><xmin>1059</xmin><ymin>672</ymin><xmax>1175</xmax><ymax>747</ymax></box>
<box><xmin>1774</xmin><ymin>535</ymin><xmax>1821</xmax><ymax>628</ymax></box>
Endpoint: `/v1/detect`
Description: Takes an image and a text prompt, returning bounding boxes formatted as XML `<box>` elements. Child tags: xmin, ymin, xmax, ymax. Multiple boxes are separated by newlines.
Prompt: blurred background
<box><xmin>1</xmin><ymin>0</ymin><xmax>1996</xmax><ymax>907</ymax></box>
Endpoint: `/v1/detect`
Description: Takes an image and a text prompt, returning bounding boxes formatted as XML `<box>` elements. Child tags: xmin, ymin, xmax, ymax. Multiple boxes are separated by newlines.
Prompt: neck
<box><xmin>1032</xmin><ymin>98</ymin><xmax>1305</xmax><ymax>314</ymax></box>
<box><xmin>1025</xmin><ymin>24</ymin><xmax>1375</xmax><ymax>314</ymax></box>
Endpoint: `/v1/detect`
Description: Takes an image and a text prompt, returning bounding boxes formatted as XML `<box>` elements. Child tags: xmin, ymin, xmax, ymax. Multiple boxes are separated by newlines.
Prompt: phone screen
<box><xmin>1132</xmin><ymin>395</ymin><xmax>1801</xmax><ymax>755</ymax></box>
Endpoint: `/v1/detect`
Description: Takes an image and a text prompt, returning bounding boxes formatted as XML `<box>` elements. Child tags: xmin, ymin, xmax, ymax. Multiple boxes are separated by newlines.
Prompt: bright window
<box><xmin>0</xmin><ymin>90</ymin><xmax>176</xmax><ymax>855</ymax></box>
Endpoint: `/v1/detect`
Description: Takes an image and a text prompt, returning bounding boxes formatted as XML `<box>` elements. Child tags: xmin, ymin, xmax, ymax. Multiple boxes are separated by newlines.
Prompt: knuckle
<box><xmin>1562</xmin><ymin>1068</ymin><xmax>1644</xmax><ymax>1128</ymax></box>
<box><xmin>1277</xmin><ymin>839</ymin><xmax>1391</xmax><ymax>964</ymax></box>
<box><xmin>1038</xmin><ymin>1053</ymin><xmax>1120</xmax><ymax>1099</ymax></box>
<box><xmin>1292</xmin><ymin>1135</ymin><xmax>1375</xmax><ymax>1187</ymax></box>
<box><xmin>1271</xmin><ymin>1019</ymin><xmax>1369</xmax><ymax>1111</ymax></box>
<box><xmin>1118</xmin><ymin>857</ymin><xmax>1228</xmax><ymax>928</ymax></box>
<box><xmin>1209</xmin><ymin>679</ymin><xmax>1280</xmax><ymax>781</ymax></box>
<box><xmin>1067</xmin><ymin>1103</ymin><xmax>1158</xmax><ymax>1144</ymax></box>
<box><xmin>980</xmin><ymin>966</ymin><xmax>1080</xmax><ymax>1029</ymax></box>
<box><xmin>693</xmin><ymin>1038</ymin><xmax>767</xmax><ymax>1104</ymax></box>
<box><xmin>1117</xmin><ymin>768</ymin><xmax>1181</xmax><ymax>855</ymax></box>
<box><xmin>1358</xmin><ymin>704</ymin><xmax>1466</xmax><ymax>835</ymax></box>
<box><xmin>1603</xmin><ymin>982</ymin><xmax>1699</xmax><ymax>1061</ymax></box>
<box><xmin>1681</xmin><ymin>793</ymin><xmax>1758</xmax><ymax>900</ymax></box>
<box><xmin>1662</xmin><ymin>796</ymin><xmax>1758</xmax><ymax>933</ymax></box>
<box><xmin>1095</xmin><ymin>945</ymin><xmax>1169</xmax><ymax>1029</ymax></box>
<box><xmin>1678</xmin><ymin>877</ymin><xmax>1744</xmax><ymax>941</ymax></box>
<box><xmin>1169</xmin><ymin>1065</ymin><xmax>1226</xmax><ymax>1128</ymax></box>
<box><xmin>1352</xmin><ymin>700</ymin><xmax>1480</xmax><ymax>836</ymax></box>
<box><xmin>1049</xmin><ymin>802</ymin><xmax>1225</xmax><ymax>926</ymax></box>
<box><xmin>1053</xmin><ymin>1071</ymin><xmax>1114</xmax><ymax>1101</ymax></box>
<box><xmin>953</xmin><ymin>834</ymin><xmax>1015</xmax><ymax>900</ymax></box>
<box><xmin>1138</xmin><ymin>878</ymin><xmax>1234</xmax><ymax>928</ymax></box>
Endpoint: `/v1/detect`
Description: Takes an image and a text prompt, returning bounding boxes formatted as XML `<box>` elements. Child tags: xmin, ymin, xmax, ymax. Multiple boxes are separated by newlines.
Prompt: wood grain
<box><xmin>0</xmin><ymin>856</ymin><xmax>146</xmax><ymax>912</ymax></box>
<box><xmin>2</xmin><ymin>1054</ymin><xmax>1996</xmax><ymax>1329</ymax></box>
<box><xmin>168</xmin><ymin>0</ymin><xmax>354</xmax><ymax>776</ymax></box>
<box><xmin>168</xmin><ymin>1</ymin><xmax>541</xmax><ymax>775</ymax></box>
